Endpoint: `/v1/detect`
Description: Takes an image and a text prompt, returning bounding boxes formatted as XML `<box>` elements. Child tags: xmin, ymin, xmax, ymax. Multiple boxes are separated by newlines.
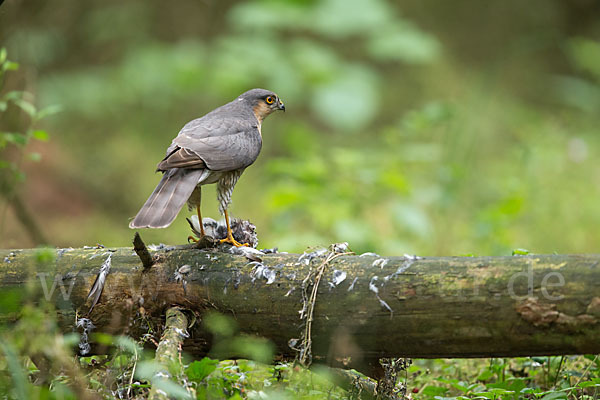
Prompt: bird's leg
<box><xmin>197</xmin><ymin>204</ymin><xmax>205</xmax><ymax>236</ymax></box>
<box><xmin>219</xmin><ymin>209</ymin><xmax>249</xmax><ymax>247</ymax></box>
<box><xmin>188</xmin><ymin>205</ymin><xmax>206</xmax><ymax>243</ymax></box>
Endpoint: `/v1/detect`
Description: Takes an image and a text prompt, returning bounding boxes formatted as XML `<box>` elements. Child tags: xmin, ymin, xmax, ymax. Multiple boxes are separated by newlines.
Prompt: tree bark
<box><xmin>1</xmin><ymin>246</ymin><xmax>599</xmax><ymax>374</ymax></box>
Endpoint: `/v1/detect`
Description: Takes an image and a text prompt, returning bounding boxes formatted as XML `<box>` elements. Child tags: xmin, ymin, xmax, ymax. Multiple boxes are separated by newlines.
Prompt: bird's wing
<box><xmin>174</xmin><ymin>131</ymin><xmax>262</xmax><ymax>171</ymax></box>
<box><xmin>159</xmin><ymin>113</ymin><xmax>262</xmax><ymax>172</ymax></box>
<box><xmin>157</xmin><ymin>147</ymin><xmax>207</xmax><ymax>171</ymax></box>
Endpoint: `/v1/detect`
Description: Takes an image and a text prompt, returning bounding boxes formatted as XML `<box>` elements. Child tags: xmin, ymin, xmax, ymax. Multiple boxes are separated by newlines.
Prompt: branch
<box><xmin>148</xmin><ymin>307</ymin><xmax>190</xmax><ymax>400</ymax></box>
<box><xmin>133</xmin><ymin>232</ymin><xmax>154</xmax><ymax>269</ymax></box>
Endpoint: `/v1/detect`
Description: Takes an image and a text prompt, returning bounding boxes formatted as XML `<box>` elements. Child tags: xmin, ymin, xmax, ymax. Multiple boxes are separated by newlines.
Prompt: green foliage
<box><xmin>0</xmin><ymin>304</ymin><xmax>79</xmax><ymax>399</ymax></box>
<box><xmin>186</xmin><ymin>358</ymin><xmax>218</xmax><ymax>383</ymax></box>
<box><xmin>0</xmin><ymin>48</ymin><xmax>58</xmax><ymax>196</ymax></box>
<box><xmin>189</xmin><ymin>359</ymin><xmax>348</xmax><ymax>399</ymax></box>
<box><xmin>0</xmin><ymin>307</ymin><xmax>354</xmax><ymax>399</ymax></box>
<box><xmin>34</xmin><ymin>246</ymin><xmax>56</xmax><ymax>264</ymax></box>
<box><xmin>512</xmin><ymin>248</ymin><xmax>530</xmax><ymax>256</ymax></box>
<box><xmin>405</xmin><ymin>357</ymin><xmax>600</xmax><ymax>400</ymax></box>
<box><xmin>0</xmin><ymin>303</ymin><xmax>598</xmax><ymax>399</ymax></box>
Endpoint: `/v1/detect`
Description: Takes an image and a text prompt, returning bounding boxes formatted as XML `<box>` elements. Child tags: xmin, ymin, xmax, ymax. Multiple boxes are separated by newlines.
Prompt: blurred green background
<box><xmin>1</xmin><ymin>0</ymin><xmax>599</xmax><ymax>255</ymax></box>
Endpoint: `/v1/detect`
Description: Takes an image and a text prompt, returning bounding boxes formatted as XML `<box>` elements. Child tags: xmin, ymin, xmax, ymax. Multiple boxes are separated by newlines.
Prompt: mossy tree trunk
<box><xmin>1</xmin><ymin>246</ymin><xmax>599</xmax><ymax>374</ymax></box>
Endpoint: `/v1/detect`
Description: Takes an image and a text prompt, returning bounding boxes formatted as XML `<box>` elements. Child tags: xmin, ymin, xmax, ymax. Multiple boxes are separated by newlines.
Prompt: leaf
<box><xmin>310</xmin><ymin>0</ymin><xmax>392</xmax><ymax>38</ymax></box>
<box><xmin>477</xmin><ymin>369</ymin><xmax>494</xmax><ymax>381</ymax></box>
<box><xmin>231</xmin><ymin>335</ymin><xmax>275</xmax><ymax>364</ymax></box>
<box><xmin>13</xmin><ymin>170</ymin><xmax>26</xmax><ymax>183</ymax></box>
<box><xmin>512</xmin><ymin>248</ymin><xmax>530</xmax><ymax>256</ymax></box>
<box><xmin>13</xmin><ymin>98</ymin><xmax>37</xmax><ymax>117</ymax></box>
<box><xmin>367</xmin><ymin>24</ymin><xmax>441</xmax><ymax>64</ymax></box>
<box><xmin>421</xmin><ymin>385</ymin><xmax>448</xmax><ymax>396</ymax></box>
<box><xmin>0</xmin><ymin>288</ymin><xmax>23</xmax><ymax>315</ymax></box>
<box><xmin>577</xmin><ymin>381</ymin><xmax>597</xmax><ymax>388</ymax></box>
<box><xmin>115</xmin><ymin>335</ymin><xmax>141</xmax><ymax>355</ymax></box>
<box><xmin>474</xmin><ymin>388</ymin><xmax>515</xmax><ymax>399</ymax></box>
<box><xmin>3</xmin><ymin>91</ymin><xmax>23</xmax><ymax>101</ymax></box>
<box><xmin>437</xmin><ymin>378</ymin><xmax>468</xmax><ymax>392</ymax></box>
<box><xmin>151</xmin><ymin>378</ymin><xmax>192</xmax><ymax>399</ymax></box>
<box><xmin>28</xmin><ymin>152</ymin><xmax>42</xmax><ymax>162</ymax></box>
<box><xmin>552</xmin><ymin>75</ymin><xmax>600</xmax><ymax>113</ymax></box>
<box><xmin>134</xmin><ymin>360</ymin><xmax>162</xmax><ymax>380</ymax></box>
<box><xmin>0</xmin><ymin>343</ymin><xmax>29</xmax><ymax>400</ymax></box>
<box><xmin>0</xmin><ymin>48</ymin><xmax>6</xmax><ymax>64</ymax></box>
<box><xmin>2</xmin><ymin>61</ymin><xmax>19</xmax><ymax>72</ymax></box>
<box><xmin>311</xmin><ymin>65</ymin><xmax>380</xmax><ymax>131</ymax></box>
<box><xmin>521</xmin><ymin>387</ymin><xmax>542</xmax><ymax>395</ymax></box>
<box><xmin>36</xmin><ymin>104</ymin><xmax>63</xmax><ymax>120</ymax></box>
<box><xmin>91</xmin><ymin>332</ymin><xmax>115</xmax><ymax>346</ymax></box>
<box><xmin>3</xmin><ymin>132</ymin><xmax>28</xmax><ymax>146</ymax></box>
<box><xmin>540</xmin><ymin>392</ymin><xmax>568</xmax><ymax>400</ymax></box>
<box><xmin>62</xmin><ymin>332</ymin><xmax>80</xmax><ymax>347</ymax></box>
<box><xmin>567</xmin><ymin>38</ymin><xmax>600</xmax><ymax>79</ymax></box>
<box><xmin>32</xmin><ymin>130</ymin><xmax>49</xmax><ymax>141</ymax></box>
<box><xmin>34</xmin><ymin>247</ymin><xmax>56</xmax><ymax>264</ymax></box>
<box><xmin>186</xmin><ymin>358</ymin><xmax>218</xmax><ymax>383</ymax></box>
<box><xmin>203</xmin><ymin>312</ymin><xmax>238</xmax><ymax>337</ymax></box>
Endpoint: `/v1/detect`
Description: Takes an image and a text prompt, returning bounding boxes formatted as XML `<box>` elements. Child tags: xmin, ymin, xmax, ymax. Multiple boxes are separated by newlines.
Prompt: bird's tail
<box><xmin>129</xmin><ymin>169</ymin><xmax>208</xmax><ymax>229</ymax></box>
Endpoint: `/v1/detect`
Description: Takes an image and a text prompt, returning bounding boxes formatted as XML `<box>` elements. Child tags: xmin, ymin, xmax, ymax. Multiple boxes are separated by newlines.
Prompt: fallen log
<box><xmin>0</xmin><ymin>245</ymin><xmax>599</xmax><ymax>374</ymax></box>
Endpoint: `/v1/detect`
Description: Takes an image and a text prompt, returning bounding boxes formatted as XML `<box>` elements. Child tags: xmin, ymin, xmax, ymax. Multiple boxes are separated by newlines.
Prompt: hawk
<box><xmin>129</xmin><ymin>88</ymin><xmax>285</xmax><ymax>246</ymax></box>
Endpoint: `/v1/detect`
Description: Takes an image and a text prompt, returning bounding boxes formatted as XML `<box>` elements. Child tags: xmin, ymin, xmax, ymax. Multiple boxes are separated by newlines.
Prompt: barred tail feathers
<box><xmin>129</xmin><ymin>169</ymin><xmax>207</xmax><ymax>229</ymax></box>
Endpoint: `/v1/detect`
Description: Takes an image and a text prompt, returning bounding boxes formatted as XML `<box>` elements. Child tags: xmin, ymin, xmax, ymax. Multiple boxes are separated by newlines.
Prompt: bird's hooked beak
<box><xmin>278</xmin><ymin>99</ymin><xmax>285</xmax><ymax>112</ymax></box>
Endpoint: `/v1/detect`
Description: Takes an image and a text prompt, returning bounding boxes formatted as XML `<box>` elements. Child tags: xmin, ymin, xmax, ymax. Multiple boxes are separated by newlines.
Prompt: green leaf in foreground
<box><xmin>540</xmin><ymin>391</ymin><xmax>568</xmax><ymax>400</ymax></box>
<box><xmin>151</xmin><ymin>378</ymin><xmax>192</xmax><ymax>399</ymax></box>
<box><xmin>35</xmin><ymin>247</ymin><xmax>56</xmax><ymax>264</ymax></box>
<box><xmin>421</xmin><ymin>385</ymin><xmax>448</xmax><ymax>396</ymax></box>
<box><xmin>512</xmin><ymin>248</ymin><xmax>530</xmax><ymax>256</ymax></box>
<box><xmin>32</xmin><ymin>130</ymin><xmax>49</xmax><ymax>141</ymax></box>
<box><xmin>186</xmin><ymin>357</ymin><xmax>218</xmax><ymax>382</ymax></box>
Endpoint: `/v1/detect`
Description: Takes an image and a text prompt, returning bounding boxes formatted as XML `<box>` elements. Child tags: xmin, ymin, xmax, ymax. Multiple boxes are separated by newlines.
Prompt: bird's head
<box><xmin>239</xmin><ymin>88</ymin><xmax>285</xmax><ymax>123</ymax></box>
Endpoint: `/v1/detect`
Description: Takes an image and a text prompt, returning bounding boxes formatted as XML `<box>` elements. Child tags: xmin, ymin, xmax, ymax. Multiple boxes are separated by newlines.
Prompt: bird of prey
<box><xmin>129</xmin><ymin>88</ymin><xmax>285</xmax><ymax>246</ymax></box>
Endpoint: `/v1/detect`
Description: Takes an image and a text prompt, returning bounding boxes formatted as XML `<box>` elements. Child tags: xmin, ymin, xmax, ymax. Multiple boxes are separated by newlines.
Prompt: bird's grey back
<box><xmin>166</xmin><ymin>97</ymin><xmax>262</xmax><ymax>171</ymax></box>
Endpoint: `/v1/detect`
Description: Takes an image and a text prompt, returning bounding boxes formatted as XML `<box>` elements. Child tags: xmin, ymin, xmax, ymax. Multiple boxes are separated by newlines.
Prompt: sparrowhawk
<box><xmin>129</xmin><ymin>88</ymin><xmax>285</xmax><ymax>246</ymax></box>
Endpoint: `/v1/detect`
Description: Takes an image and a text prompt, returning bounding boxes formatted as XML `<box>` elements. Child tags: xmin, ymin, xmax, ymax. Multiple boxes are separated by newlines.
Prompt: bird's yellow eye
<box><xmin>265</xmin><ymin>96</ymin><xmax>275</xmax><ymax>104</ymax></box>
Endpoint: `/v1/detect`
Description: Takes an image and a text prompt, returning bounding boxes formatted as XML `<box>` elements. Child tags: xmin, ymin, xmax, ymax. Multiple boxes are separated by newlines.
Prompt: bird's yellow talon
<box><xmin>219</xmin><ymin>209</ymin><xmax>249</xmax><ymax>247</ymax></box>
<box><xmin>219</xmin><ymin>236</ymin><xmax>249</xmax><ymax>247</ymax></box>
<box><xmin>188</xmin><ymin>235</ymin><xmax>199</xmax><ymax>243</ymax></box>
